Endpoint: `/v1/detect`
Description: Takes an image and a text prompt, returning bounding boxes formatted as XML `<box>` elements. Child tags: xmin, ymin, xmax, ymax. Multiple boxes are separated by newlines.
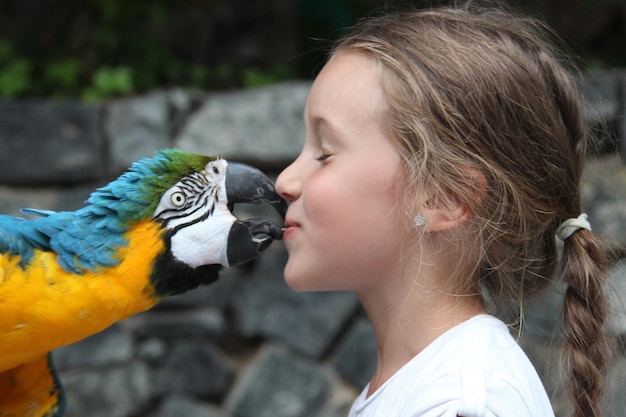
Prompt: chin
<box><xmin>283</xmin><ymin>267</ymin><xmax>322</xmax><ymax>292</ymax></box>
<box><xmin>283</xmin><ymin>274</ymin><xmax>313</xmax><ymax>292</ymax></box>
<box><xmin>283</xmin><ymin>274</ymin><xmax>341</xmax><ymax>293</ymax></box>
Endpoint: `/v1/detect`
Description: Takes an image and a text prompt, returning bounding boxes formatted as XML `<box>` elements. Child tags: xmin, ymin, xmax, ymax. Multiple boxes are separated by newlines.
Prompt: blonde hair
<box><xmin>334</xmin><ymin>5</ymin><xmax>610</xmax><ymax>417</ymax></box>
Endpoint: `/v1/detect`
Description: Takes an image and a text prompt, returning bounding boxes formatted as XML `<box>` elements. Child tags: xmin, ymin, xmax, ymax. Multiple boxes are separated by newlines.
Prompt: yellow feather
<box><xmin>0</xmin><ymin>355</ymin><xmax>61</xmax><ymax>417</ymax></box>
<box><xmin>0</xmin><ymin>219</ymin><xmax>165</xmax><ymax>372</ymax></box>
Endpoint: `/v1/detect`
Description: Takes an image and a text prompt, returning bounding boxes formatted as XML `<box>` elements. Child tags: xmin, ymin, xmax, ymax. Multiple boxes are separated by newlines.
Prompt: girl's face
<box><xmin>276</xmin><ymin>51</ymin><xmax>411</xmax><ymax>293</ymax></box>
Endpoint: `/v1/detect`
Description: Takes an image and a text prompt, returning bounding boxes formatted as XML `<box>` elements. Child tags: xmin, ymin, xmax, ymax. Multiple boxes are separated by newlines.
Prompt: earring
<box><xmin>414</xmin><ymin>214</ymin><xmax>426</xmax><ymax>227</ymax></box>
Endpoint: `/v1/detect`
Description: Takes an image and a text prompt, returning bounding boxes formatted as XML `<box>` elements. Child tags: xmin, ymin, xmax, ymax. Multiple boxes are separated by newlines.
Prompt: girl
<box><xmin>276</xmin><ymin>4</ymin><xmax>610</xmax><ymax>417</ymax></box>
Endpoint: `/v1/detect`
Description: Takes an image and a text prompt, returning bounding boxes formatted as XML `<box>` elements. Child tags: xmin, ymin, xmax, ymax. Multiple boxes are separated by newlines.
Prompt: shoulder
<box><xmin>393</xmin><ymin>372</ymin><xmax>552</xmax><ymax>417</ymax></box>
<box><xmin>409</xmin><ymin>315</ymin><xmax>555</xmax><ymax>416</ymax></box>
<box><xmin>352</xmin><ymin>315</ymin><xmax>555</xmax><ymax>417</ymax></box>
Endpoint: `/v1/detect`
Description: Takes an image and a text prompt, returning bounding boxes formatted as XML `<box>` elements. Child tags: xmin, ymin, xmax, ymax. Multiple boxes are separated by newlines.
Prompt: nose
<box><xmin>275</xmin><ymin>159</ymin><xmax>301</xmax><ymax>202</ymax></box>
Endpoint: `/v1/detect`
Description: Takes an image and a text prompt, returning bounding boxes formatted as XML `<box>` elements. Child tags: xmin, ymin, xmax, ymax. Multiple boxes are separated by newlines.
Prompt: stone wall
<box><xmin>0</xmin><ymin>70</ymin><xmax>626</xmax><ymax>417</ymax></box>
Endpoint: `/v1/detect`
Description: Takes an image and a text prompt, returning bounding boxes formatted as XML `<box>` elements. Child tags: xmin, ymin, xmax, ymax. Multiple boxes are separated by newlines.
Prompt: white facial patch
<box><xmin>153</xmin><ymin>159</ymin><xmax>236</xmax><ymax>267</ymax></box>
<box><xmin>169</xmin><ymin>203</ymin><xmax>237</xmax><ymax>268</ymax></box>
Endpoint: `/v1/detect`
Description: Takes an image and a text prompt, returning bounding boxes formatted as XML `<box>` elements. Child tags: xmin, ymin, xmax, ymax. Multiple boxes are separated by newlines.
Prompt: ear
<box><xmin>419</xmin><ymin>195</ymin><xmax>469</xmax><ymax>232</ymax></box>
<box><xmin>418</xmin><ymin>167</ymin><xmax>486</xmax><ymax>233</ymax></box>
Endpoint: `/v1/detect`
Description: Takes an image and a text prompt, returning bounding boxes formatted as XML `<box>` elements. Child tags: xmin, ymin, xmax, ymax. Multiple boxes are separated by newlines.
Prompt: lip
<box><xmin>281</xmin><ymin>219</ymin><xmax>301</xmax><ymax>239</ymax></box>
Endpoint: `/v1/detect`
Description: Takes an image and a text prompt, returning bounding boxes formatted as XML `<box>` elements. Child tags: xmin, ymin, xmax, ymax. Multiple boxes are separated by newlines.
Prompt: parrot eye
<box><xmin>170</xmin><ymin>191</ymin><xmax>187</xmax><ymax>207</ymax></box>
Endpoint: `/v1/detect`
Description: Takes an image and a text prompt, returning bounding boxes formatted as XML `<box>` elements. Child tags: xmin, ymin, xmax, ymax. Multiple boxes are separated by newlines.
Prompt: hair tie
<box><xmin>555</xmin><ymin>213</ymin><xmax>591</xmax><ymax>242</ymax></box>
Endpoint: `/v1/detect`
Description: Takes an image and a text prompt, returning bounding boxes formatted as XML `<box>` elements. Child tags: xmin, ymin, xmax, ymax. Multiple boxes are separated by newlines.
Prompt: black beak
<box><xmin>224</xmin><ymin>161</ymin><xmax>286</xmax><ymax>266</ymax></box>
<box><xmin>224</xmin><ymin>162</ymin><xmax>287</xmax><ymax>218</ymax></box>
<box><xmin>227</xmin><ymin>218</ymin><xmax>283</xmax><ymax>266</ymax></box>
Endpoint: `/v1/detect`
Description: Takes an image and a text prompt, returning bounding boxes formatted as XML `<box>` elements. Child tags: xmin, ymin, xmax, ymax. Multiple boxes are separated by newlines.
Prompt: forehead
<box><xmin>305</xmin><ymin>51</ymin><xmax>386</xmax><ymax>122</ymax></box>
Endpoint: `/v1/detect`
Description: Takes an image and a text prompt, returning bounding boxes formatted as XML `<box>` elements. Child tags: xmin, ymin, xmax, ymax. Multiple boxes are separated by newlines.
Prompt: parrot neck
<box><xmin>150</xmin><ymin>230</ymin><xmax>222</xmax><ymax>297</ymax></box>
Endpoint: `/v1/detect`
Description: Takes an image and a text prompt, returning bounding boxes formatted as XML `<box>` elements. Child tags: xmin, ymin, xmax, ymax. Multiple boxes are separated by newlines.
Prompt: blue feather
<box><xmin>0</xmin><ymin>219</ymin><xmax>37</xmax><ymax>262</ymax></box>
<box><xmin>0</xmin><ymin>149</ymin><xmax>210</xmax><ymax>274</ymax></box>
<box><xmin>0</xmin><ymin>192</ymin><xmax>128</xmax><ymax>274</ymax></box>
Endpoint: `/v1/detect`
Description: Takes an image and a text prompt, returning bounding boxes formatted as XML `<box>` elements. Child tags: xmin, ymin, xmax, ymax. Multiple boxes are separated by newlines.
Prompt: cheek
<box><xmin>305</xmin><ymin>164</ymin><xmax>406</xmax><ymax>232</ymax></box>
<box><xmin>305</xmin><ymin>171</ymin><xmax>406</xmax><ymax>260</ymax></box>
<box><xmin>301</xmin><ymin>168</ymin><xmax>345</xmax><ymax>221</ymax></box>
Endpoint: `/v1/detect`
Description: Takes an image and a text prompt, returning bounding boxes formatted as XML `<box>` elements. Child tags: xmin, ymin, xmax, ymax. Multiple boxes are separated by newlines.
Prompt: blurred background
<box><xmin>0</xmin><ymin>1</ymin><xmax>625</xmax><ymax>417</ymax></box>
<box><xmin>0</xmin><ymin>0</ymin><xmax>624</xmax><ymax>100</ymax></box>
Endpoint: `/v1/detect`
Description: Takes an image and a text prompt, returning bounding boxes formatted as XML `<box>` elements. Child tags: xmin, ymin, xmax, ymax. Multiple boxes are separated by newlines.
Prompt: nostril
<box><xmin>275</xmin><ymin>178</ymin><xmax>299</xmax><ymax>203</ymax></box>
<box><xmin>278</xmin><ymin>191</ymin><xmax>295</xmax><ymax>203</ymax></box>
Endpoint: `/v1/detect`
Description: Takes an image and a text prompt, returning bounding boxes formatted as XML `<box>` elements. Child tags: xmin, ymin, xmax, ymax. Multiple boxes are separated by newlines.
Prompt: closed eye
<box><xmin>315</xmin><ymin>154</ymin><xmax>332</xmax><ymax>162</ymax></box>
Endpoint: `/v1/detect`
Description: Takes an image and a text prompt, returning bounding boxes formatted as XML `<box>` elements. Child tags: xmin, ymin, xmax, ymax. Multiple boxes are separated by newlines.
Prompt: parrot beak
<box><xmin>226</xmin><ymin>218</ymin><xmax>283</xmax><ymax>266</ymax></box>
<box><xmin>224</xmin><ymin>161</ymin><xmax>287</xmax><ymax>218</ymax></box>
<box><xmin>224</xmin><ymin>161</ymin><xmax>286</xmax><ymax>266</ymax></box>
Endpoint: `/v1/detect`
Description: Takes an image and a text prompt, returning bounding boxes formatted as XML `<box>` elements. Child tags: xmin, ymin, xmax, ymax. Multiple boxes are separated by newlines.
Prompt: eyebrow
<box><xmin>309</xmin><ymin>115</ymin><xmax>346</xmax><ymax>144</ymax></box>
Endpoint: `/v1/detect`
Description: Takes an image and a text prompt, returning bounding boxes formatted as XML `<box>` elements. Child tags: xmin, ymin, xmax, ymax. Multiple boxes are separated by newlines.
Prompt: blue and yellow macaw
<box><xmin>0</xmin><ymin>148</ymin><xmax>285</xmax><ymax>417</ymax></box>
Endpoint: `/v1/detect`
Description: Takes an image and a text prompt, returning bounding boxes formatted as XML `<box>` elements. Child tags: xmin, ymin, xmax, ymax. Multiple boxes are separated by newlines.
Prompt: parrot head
<box><xmin>67</xmin><ymin>148</ymin><xmax>286</xmax><ymax>295</ymax></box>
<box><xmin>149</xmin><ymin>153</ymin><xmax>285</xmax><ymax>267</ymax></box>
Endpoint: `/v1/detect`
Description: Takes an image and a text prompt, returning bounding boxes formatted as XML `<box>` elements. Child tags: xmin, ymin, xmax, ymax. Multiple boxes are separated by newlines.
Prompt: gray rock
<box><xmin>54</xmin><ymin>183</ymin><xmax>101</xmax><ymax>211</ymax></box>
<box><xmin>619</xmin><ymin>72</ymin><xmax>626</xmax><ymax>157</ymax></box>
<box><xmin>0</xmin><ymin>99</ymin><xmax>104</xmax><ymax>184</ymax></box>
<box><xmin>602</xmin><ymin>352</ymin><xmax>626</xmax><ymax>417</ymax></box>
<box><xmin>62</xmin><ymin>361</ymin><xmax>152</xmax><ymax>417</ymax></box>
<box><xmin>580</xmin><ymin>70</ymin><xmax>622</xmax><ymax>121</ymax></box>
<box><xmin>0</xmin><ymin>183</ymin><xmax>103</xmax><ymax>221</ymax></box>
<box><xmin>0</xmin><ymin>185</ymin><xmax>61</xmax><ymax>216</ymax></box>
<box><xmin>105</xmin><ymin>91</ymin><xmax>170</xmax><ymax>174</ymax></box>
<box><xmin>311</xmin><ymin>374</ymin><xmax>359</xmax><ymax>417</ymax></box>
<box><xmin>521</xmin><ymin>281</ymin><xmax>566</xmax><ymax>342</ymax></box>
<box><xmin>332</xmin><ymin>318</ymin><xmax>376</xmax><ymax>390</ymax></box>
<box><xmin>156</xmin><ymin>341</ymin><xmax>233</xmax><ymax>398</ymax></box>
<box><xmin>122</xmin><ymin>308</ymin><xmax>226</xmax><ymax>340</ymax></box>
<box><xmin>233</xmin><ymin>243</ymin><xmax>360</xmax><ymax>358</ymax></box>
<box><xmin>152</xmin><ymin>396</ymin><xmax>227</xmax><ymax>417</ymax></box>
<box><xmin>580</xmin><ymin>71</ymin><xmax>623</xmax><ymax>155</ymax></box>
<box><xmin>225</xmin><ymin>345</ymin><xmax>330</xmax><ymax>417</ymax></box>
<box><xmin>137</xmin><ymin>338</ymin><xmax>168</xmax><ymax>364</ymax></box>
<box><xmin>175</xmin><ymin>81</ymin><xmax>310</xmax><ymax>168</ymax></box>
<box><xmin>593</xmin><ymin>200</ymin><xmax>626</xmax><ymax>247</ymax></box>
<box><xmin>604</xmin><ymin>260</ymin><xmax>626</xmax><ymax>336</ymax></box>
<box><xmin>582</xmin><ymin>155</ymin><xmax>626</xmax><ymax>246</ymax></box>
<box><xmin>0</xmin><ymin>74</ymin><xmax>624</xmax><ymax>417</ymax></box>
<box><xmin>165</xmin><ymin>88</ymin><xmax>201</xmax><ymax>138</ymax></box>
<box><xmin>314</xmin><ymin>401</ymin><xmax>354</xmax><ymax>417</ymax></box>
<box><xmin>52</xmin><ymin>323</ymin><xmax>134</xmax><ymax>371</ymax></box>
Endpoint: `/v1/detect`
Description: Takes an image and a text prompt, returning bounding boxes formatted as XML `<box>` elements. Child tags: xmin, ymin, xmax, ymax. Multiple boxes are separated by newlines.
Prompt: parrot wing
<box><xmin>0</xmin><ymin>219</ymin><xmax>37</xmax><ymax>257</ymax></box>
<box><xmin>3</xmin><ymin>208</ymin><xmax>127</xmax><ymax>274</ymax></box>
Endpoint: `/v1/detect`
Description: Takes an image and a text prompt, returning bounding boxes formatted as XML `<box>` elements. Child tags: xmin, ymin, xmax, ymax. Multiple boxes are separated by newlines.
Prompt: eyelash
<box><xmin>315</xmin><ymin>153</ymin><xmax>331</xmax><ymax>162</ymax></box>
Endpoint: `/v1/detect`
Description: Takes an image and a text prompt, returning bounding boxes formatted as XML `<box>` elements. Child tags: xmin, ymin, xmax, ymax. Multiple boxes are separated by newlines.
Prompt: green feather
<box><xmin>98</xmin><ymin>148</ymin><xmax>218</xmax><ymax>223</ymax></box>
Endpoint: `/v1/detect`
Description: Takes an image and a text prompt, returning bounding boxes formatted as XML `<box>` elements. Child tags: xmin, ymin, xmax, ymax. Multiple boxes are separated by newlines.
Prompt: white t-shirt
<box><xmin>348</xmin><ymin>314</ymin><xmax>555</xmax><ymax>417</ymax></box>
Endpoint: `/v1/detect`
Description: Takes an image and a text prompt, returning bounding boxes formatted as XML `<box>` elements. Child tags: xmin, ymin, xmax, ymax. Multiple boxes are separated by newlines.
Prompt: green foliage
<box><xmin>82</xmin><ymin>66</ymin><xmax>134</xmax><ymax>102</ymax></box>
<box><xmin>0</xmin><ymin>0</ymin><xmax>301</xmax><ymax>99</ymax></box>
<box><xmin>0</xmin><ymin>41</ymin><xmax>31</xmax><ymax>98</ymax></box>
<box><xmin>0</xmin><ymin>0</ymin><xmax>621</xmax><ymax>99</ymax></box>
<box><xmin>43</xmin><ymin>59</ymin><xmax>83</xmax><ymax>96</ymax></box>
<box><xmin>243</xmin><ymin>64</ymin><xmax>294</xmax><ymax>88</ymax></box>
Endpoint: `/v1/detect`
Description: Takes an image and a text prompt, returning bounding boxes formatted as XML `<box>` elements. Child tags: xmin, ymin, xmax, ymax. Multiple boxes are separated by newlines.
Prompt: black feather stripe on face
<box><xmin>149</xmin><ymin>230</ymin><xmax>222</xmax><ymax>297</ymax></box>
<box><xmin>153</xmin><ymin>169</ymin><xmax>220</xmax><ymax>224</ymax></box>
